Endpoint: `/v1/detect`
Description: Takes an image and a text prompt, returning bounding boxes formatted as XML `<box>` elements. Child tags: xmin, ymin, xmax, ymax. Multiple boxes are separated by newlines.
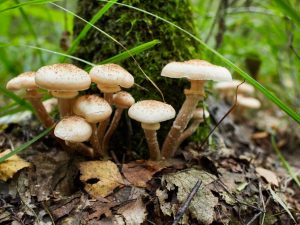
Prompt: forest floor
<box><xmin>0</xmin><ymin>98</ymin><xmax>299</xmax><ymax>225</ymax></box>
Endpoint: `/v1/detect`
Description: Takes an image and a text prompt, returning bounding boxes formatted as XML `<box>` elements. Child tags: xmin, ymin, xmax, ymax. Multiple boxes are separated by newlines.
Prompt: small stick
<box><xmin>172</xmin><ymin>180</ymin><xmax>202</xmax><ymax>225</ymax></box>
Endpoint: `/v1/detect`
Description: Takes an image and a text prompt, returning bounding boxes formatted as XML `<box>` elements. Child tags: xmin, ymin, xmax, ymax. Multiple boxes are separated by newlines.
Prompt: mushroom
<box><xmin>128</xmin><ymin>100</ymin><xmax>175</xmax><ymax>160</ymax></box>
<box><xmin>234</xmin><ymin>94</ymin><xmax>261</xmax><ymax>120</ymax></box>
<box><xmin>161</xmin><ymin>59</ymin><xmax>232</xmax><ymax>158</ymax></box>
<box><xmin>177</xmin><ymin>108</ymin><xmax>210</xmax><ymax>149</ymax></box>
<box><xmin>89</xmin><ymin>64</ymin><xmax>134</xmax><ymax>144</ymax></box>
<box><xmin>102</xmin><ymin>91</ymin><xmax>135</xmax><ymax>154</ymax></box>
<box><xmin>35</xmin><ymin>64</ymin><xmax>91</xmax><ymax>117</ymax></box>
<box><xmin>54</xmin><ymin>116</ymin><xmax>94</xmax><ymax>157</ymax></box>
<box><xmin>73</xmin><ymin>95</ymin><xmax>112</xmax><ymax>157</ymax></box>
<box><xmin>6</xmin><ymin>71</ymin><xmax>54</xmax><ymax>128</ymax></box>
<box><xmin>215</xmin><ymin>80</ymin><xmax>254</xmax><ymax>102</ymax></box>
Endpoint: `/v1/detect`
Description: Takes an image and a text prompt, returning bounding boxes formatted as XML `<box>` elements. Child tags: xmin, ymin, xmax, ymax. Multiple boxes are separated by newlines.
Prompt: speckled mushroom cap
<box><xmin>128</xmin><ymin>100</ymin><xmax>175</xmax><ymax>124</ymax></box>
<box><xmin>54</xmin><ymin>116</ymin><xmax>92</xmax><ymax>142</ymax></box>
<box><xmin>35</xmin><ymin>64</ymin><xmax>91</xmax><ymax>91</ymax></box>
<box><xmin>161</xmin><ymin>59</ymin><xmax>232</xmax><ymax>81</ymax></box>
<box><xmin>215</xmin><ymin>80</ymin><xmax>254</xmax><ymax>95</ymax></box>
<box><xmin>73</xmin><ymin>95</ymin><xmax>112</xmax><ymax>123</ymax></box>
<box><xmin>237</xmin><ymin>95</ymin><xmax>261</xmax><ymax>109</ymax></box>
<box><xmin>6</xmin><ymin>71</ymin><xmax>37</xmax><ymax>91</ymax></box>
<box><xmin>193</xmin><ymin>108</ymin><xmax>210</xmax><ymax>120</ymax></box>
<box><xmin>113</xmin><ymin>91</ymin><xmax>135</xmax><ymax>109</ymax></box>
<box><xmin>89</xmin><ymin>64</ymin><xmax>134</xmax><ymax>91</ymax></box>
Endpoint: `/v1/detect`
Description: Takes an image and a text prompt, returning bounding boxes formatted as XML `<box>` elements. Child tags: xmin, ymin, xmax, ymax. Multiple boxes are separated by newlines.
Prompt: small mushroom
<box><xmin>102</xmin><ymin>91</ymin><xmax>135</xmax><ymax>154</ymax></box>
<box><xmin>54</xmin><ymin>116</ymin><xmax>94</xmax><ymax>157</ymax></box>
<box><xmin>177</xmin><ymin>108</ymin><xmax>210</xmax><ymax>149</ymax></box>
<box><xmin>161</xmin><ymin>60</ymin><xmax>231</xmax><ymax>158</ymax></box>
<box><xmin>35</xmin><ymin>64</ymin><xmax>91</xmax><ymax>117</ymax></box>
<box><xmin>73</xmin><ymin>95</ymin><xmax>112</xmax><ymax>157</ymax></box>
<box><xmin>234</xmin><ymin>95</ymin><xmax>261</xmax><ymax>118</ymax></box>
<box><xmin>128</xmin><ymin>100</ymin><xmax>175</xmax><ymax>160</ymax></box>
<box><xmin>89</xmin><ymin>64</ymin><xmax>134</xmax><ymax>145</ymax></box>
<box><xmin>215</xmin><ymin>80</ymin><xmax>254</xmax><ymax>102</ymax></box>
<box><xmin>6</xmin><ymin>71</ymin><xmax>54</xmax><ymax>128</ymax></box>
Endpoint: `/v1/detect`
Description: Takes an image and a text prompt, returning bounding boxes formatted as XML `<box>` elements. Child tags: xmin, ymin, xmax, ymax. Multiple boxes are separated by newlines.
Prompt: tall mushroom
<box><xmin>102</xmin><ymin>91</ymin><xmax>135</xmax><ymax>154</ymax></box>
<box><xmin>89</xmin><ymin>64</ymin><xmax>134</xmax><ymax>144</ymax></box>
<box><xmin>35</xmin><ymin>64</ymin><xmax>91</xmax><ymax>117</ymax></box>
<box><xmin>54</xmin><ymin>116</ymin><xmax>94</xmax><ymax>157</ymax></box>
<box><xmin>161</xmin><ymin>59</ymin><xmax>232</xmax><ymax>158</ymax></box>
<box><xmin>73</xmin><ymin>95</ymin><xmax>112</xmax><ymax>157</ymax></box>
<box><xmin>6</xmin><ymin>71</ymin><xmax>54</xmax><ymax>128</ymax></box>
<box><xmin>128</xmin><ymin>100</ymin><xmax>175</xmax><ymax>160</ymax></box>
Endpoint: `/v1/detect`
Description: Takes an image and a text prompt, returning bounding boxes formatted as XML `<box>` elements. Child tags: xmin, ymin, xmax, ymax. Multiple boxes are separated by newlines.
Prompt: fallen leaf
<box><xmin>256</xmin><ymin>167</ymin><xmax>279</xmax><ymax>186</ymax></box>
<box><xmin>79</xmin><ymin>160</ymin><xmax>124</xmax><ymax>198</ymax></box>
<box><xmin>122</xmin><ymin>160</ymin><xmax>173</xmax><ymax>187</ymax></box>
<box><xmin>0</xmin><ymin>149</ymin><xmax>31</xmax><ymax>181</ymax></box>
<box><xmin>157</xmin><ymin>168</ymin><xmax>218</xmax><ymax>225</ymax></box>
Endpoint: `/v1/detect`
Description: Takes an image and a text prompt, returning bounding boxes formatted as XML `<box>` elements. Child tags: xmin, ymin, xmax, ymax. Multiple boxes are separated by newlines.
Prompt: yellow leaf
<box><xmin>0</xmin><ymin>149</ymin><xmax>31</xmax><ymax>181</ymax></box>
<box><xmin>79</xmin><ymin>160</ymin><xmax>124</xmax><ymax>198</ymax></box>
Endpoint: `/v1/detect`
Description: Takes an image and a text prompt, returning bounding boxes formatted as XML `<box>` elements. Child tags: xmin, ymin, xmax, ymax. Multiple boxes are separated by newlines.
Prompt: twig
<box><xmin>172</xmin><ymin>180</ymin><xmax>202</xmax><ymax>225</ymax></box>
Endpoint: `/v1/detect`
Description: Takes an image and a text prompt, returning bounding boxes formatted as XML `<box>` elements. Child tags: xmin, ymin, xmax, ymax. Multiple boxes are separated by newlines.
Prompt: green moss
<box><xmin>73</xmin><ymin>0</ymin><xmax>204</xmax><ymax>156</ymax></box>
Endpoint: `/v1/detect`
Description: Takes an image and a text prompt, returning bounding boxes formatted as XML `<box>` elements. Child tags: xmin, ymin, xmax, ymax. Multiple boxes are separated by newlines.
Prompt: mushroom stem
<box><xmin>65</xmin><ymin>141</ymin><xmax>94</xmax><ymax>158</ymax></box>
<box><xmin>25</xmin><ymin>90</ymin><xmax>54</xmax><ymax>128</ymax></box>
<box><xmin>58</xmin><ymin>98</ymin><xmax>73</xmax><ymax>117</ymax></box>
<box><xmin>142</xmin><ymin>123</ymin><xmax>161</xmax><ymax>160</ymax></box>
<box><xmin>104</xmin><ymin>93</ymin><xmax>113</xmax><ymax>104</ymax></box>
<box><xmin>90</xmin><ymin>123</ymin><xmax>101</xmax><ymax>154</ymax></box>
<box><xmin>176</xmin><ymin>119</ymin><xmax>203</xmax><ymax>149</ymax></box>
<box><xmin>162</xmin><ymin>93</ymin><xmax>203</xmax><ymax>159</ymax></box>
<box><xmin>102</xmin><ymin>108</ymin><xmax>124</xmax><ymax>155</ymax></box>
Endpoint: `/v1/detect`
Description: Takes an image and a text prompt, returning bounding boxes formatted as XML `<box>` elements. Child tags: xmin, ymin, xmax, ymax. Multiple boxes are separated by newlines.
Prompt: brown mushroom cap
<box><xmin>6</xmin><ymin>71</ymin><xmax>37</xmax><ymax>91</ymax></box>
<box><xmin>73</xmin><ymin>95</ymin><xmax>112</xmax><ymax>123</ymax></box>
<box><xmin>54</xmin><ymin>116</ymin><xmax>92</xmax><ymax>142</ymax></box>
<box><xmin>161</xmin><ymin>59</ymin><xmax>232</xmax><ymax>81</ymax></box>
<box><xmin>113</xmin><ymin>91</ymin><xmax>135</xmax><ymax>109</ymax></box>
<box><xmin>128</xmin><ymin>100</ymin><xmax>175</xmax><ymax>124</ymax></box>
<box><xmin>35</xmin><ymin>64</ymin><xmax>91</xmax><ymax>91</ymax></box>
<box><xmin>89</xmin><ymin>64</ymin><xmax>134</xmax><ymax>90</ymax></box>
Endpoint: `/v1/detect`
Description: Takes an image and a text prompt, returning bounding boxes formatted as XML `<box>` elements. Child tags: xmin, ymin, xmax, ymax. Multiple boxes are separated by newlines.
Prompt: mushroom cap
<box><xmin>73</xmin><ymin>95</ymin><xmax>112</xmax><ymax>123</ymax></box>
<box><xmin>128</xmin><ymin>100</ymin><xmax>175</xmax><ymax>124</ymax></box>
<box><xmin>193</xmin><ymin>108</ymin><xmax>210</xmax><ymax>120</ymax></box>
<box><xmin>54</xmin><ymin>116</ymin><xmax>92</xmax><ymax>142</ymax></box>
<box><xmin>161</xmin><ymin>59</ymin><xmax>232</xmax><ymax>81</ymax></box>
<box><xmin>51</xmin><ymin>91</ymin><xmax>79</xmax><ymax>99</ymax></box>
<box><xmin>6</xmin><ymin>71</ymin><xmax>37</xmax><ymax>91</ymax></box>
<box><xmin>215</xmin><ymin>80</ymin><xmax>254</xmax><ymax>95</ymax></box>
<box><xmin>35</xmin><ymin>64</ymin><xmax>91</xmax><ymax>91</ymax></box>
<box><xmin>237</xmin><ymin>95</ymin><xmax>261</xmax><ymax>109</ymax></box>
<box><xmin>42</xmin><ymin>98</ymin><xmax>58</xmax><ymax>113</ymax></box>
<box><xmin>113</xmin><ymin>91</ymin><xmax>135</xmax><ymax>108</ymax></box>
<box><xmin>89</xmin><ymin>64</ymin><xmax>134</xmax><ymax>89</ymax></box>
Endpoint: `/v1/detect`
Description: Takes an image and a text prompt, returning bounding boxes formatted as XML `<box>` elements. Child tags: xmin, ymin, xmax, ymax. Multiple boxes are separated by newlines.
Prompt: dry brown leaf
<box><xmin>0</xmin><ymin>149</ymin><xmax>31</xmax><ymax>181</ymax></box>
<box><xmin>256</xmin><ymin>167</ymin><xmax>279</xmax><ymax>186</ymax></box>
<box><xmin>79</xmin><ymin>160</ymin><xmax>124</xmax><ymax>198</ymax></box>
<box><xmin>122</xmin><ymin>160</ymin><xmax>173</xmax><ymax>187</ymax></box>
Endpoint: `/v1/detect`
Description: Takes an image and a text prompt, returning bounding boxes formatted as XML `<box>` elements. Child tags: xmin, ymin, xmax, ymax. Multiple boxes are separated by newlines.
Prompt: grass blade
<box><xmin>0</xmin><ymin>0</ymin><xmax>57</xmax><ymax>13</ymax></box>
<box><xmin>0</xmin><ymin>86</ymin><xmax>33</xmax><ymax>111</ymax></box>
<box><xmin>271</xmin><ymin>135</ymin><xmax>300</xmax><ymax>187</ymax></box>
<box><xmin>67</xmin><ymin>0</ymin><xmax>118</xmax><ymax>55</ymax></box>
<box><xmin>0</xmin><ymin>126</ymin><xmax>53</xmax><ymax>163</ymax></box>
<box><xmin>101</xmin><ymin>39</ymin><xmax>160</xmax><ymax>64</ymax></box>
<box><xmin>99</xmin><ymin>0</ymin><xmax>300</xmax><ymax>124</ymax></box>
<box><xmin>273</xmin><ymin>0</ymin><xmax>300</xmax><ymax>27</ymax></box>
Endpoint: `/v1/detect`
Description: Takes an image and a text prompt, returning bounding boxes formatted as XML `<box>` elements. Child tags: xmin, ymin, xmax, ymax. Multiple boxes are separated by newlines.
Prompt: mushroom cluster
<box><xmin>6</xmin><ymin>59</ymin><xmax>232</xmax><ymax>160</ymax></box>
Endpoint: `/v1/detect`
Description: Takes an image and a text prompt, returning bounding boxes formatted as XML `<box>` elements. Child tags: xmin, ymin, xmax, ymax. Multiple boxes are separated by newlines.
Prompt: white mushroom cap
<box><xmin>54</xmin><ymin>116</ymin><xmax>92</xmax><ymax>142</ymax></box>
<box><xmin>113</xmin><ymin>91</ymin><xmax>135</xmax><ymax>109</ymax></box>
<box><xmin>128</xmin><ymin>100</ymin><xmax>175</xmax><ymax>124</ymax></box>
<box><xmin>51</xmin><ymin>91</ymin><xmax>79</xmax><ymax>99</ymax></box>
<box><xmin>193</xmin><ymin>108</ymin><xmax>210</xmax><ymax>120</ymax></box>
<box><xmin>89</xmin><ymin>64</ymin><xmax>134</xmax><ymax>91</ymax></box>
<box><xmin>6</xmin><ymin>71</ymin><xmax>37</xmax><ymax>91</ymax></box>
<box><xmin>215</xmin><ymin>80</ymin><xmax>254</xmax><ymax>95</ymax></box>
<box><xmin>161</xmin><ymin>59</ymin><xmax>232</xmax><ymax>81</ymax></box>
<box><xmin>237</xmin><ymin>95</ymin><xmax>261</xmax><ymax>109</ymax></box>
<box><xmin>42</xmin><ymin>98</ymin><xmax>58</xmax><ymax>113</ymax></box>
<box><xmin>73</xmin><ymin>95</ymin><xmax>112</xmax><ymax>123</ymax></box>
<box><xmin>35</xmin><ymin>64</ymin><xmax>91</xmax><ymax>91</ymax></box>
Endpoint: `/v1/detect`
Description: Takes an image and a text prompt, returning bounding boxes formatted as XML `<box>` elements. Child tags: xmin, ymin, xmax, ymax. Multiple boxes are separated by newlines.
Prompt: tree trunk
<box><xmin>73</xmin><ymin>0</ymin><xmax>199</xmax><ymax>156</ymax></box>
